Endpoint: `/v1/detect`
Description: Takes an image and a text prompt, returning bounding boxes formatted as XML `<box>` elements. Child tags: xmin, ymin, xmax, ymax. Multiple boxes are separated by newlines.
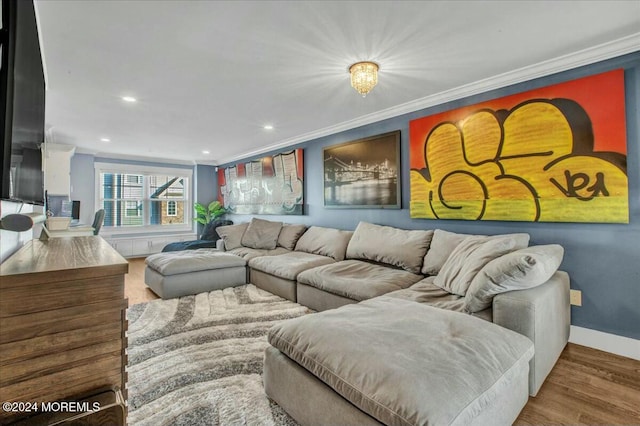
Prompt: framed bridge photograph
<box><xmin>323</xmin><ymin>130</ymin><xmax>401</xmax><ymax>209</ymax></box>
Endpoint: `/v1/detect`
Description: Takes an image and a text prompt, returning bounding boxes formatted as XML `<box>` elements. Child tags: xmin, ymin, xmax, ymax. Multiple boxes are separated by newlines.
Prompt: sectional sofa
<box><xmin>212</xmin><ymin>218</ymin><xmax>569</xmax><ymax>424</ymax></box>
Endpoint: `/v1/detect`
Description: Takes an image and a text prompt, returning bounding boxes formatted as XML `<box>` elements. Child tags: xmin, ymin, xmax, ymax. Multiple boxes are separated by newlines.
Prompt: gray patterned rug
<box><xmin>127</xmin><ymin>284</ymin><xmax>311</xmax><ymax>426</ymax></box>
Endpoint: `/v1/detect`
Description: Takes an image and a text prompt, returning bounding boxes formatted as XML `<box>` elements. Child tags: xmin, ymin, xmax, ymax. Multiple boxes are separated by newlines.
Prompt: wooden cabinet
<box><xmin>0</xmin><ymin>236</ymin><xmax>129</xmax><ymax>425</ymax></box>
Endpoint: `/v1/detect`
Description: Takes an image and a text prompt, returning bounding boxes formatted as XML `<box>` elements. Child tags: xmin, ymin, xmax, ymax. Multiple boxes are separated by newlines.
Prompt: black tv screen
<box><xmin>0</xmin><ymin>0</ymin><xmax>46</xmax><ymax>205</ymax></box>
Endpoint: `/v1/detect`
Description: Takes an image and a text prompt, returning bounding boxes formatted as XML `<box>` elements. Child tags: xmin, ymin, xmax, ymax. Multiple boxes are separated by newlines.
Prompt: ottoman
<box><xmin>144</xmin><ymin>249</ymin><xmax>246</xmax><ymax>299</ymax></box>
<box><xmin>265</xmin><ymin>296</ymin><xmax>534</xmax><ymax>425</ymax></box>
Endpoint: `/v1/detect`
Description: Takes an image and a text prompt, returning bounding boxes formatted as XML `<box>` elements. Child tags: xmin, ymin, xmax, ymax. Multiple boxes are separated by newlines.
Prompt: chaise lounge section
<box><xmin>266</xmin><ymin>297</ymin><xmax>536</xmax><ymax>426</ymax></box>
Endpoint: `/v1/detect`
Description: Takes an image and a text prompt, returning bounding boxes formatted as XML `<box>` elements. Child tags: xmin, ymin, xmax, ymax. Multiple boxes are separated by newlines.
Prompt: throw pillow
<box><xmin>241</xmin><ymin>218</ymin><xmax>283</xmax><ymax>250</ymax></box>
<box><xmin>277</xmin><ymin>223</ymin><xmax>308</xmax><ymax>250</ymax></box>
<box><xmin>464</xmin><ymin>244</ymin><xmax>564</xmax><ymax>313</ymax></box>
<box><xmin>434</xmin><ymin>236</ymin><xmax>519</xmax><ymax>296</ymax></box>
<box><xmin>200</xmin><ymin>219</ymin><xmax>233</xmax><ymax>241</ymax></box>
<box><xmin>217</xmin><ymin>223</ymin><xmax>249</xmax><ymax>250</ymax></box>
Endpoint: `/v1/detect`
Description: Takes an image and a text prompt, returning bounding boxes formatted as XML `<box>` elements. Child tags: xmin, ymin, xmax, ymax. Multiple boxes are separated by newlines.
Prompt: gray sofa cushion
<box><xmin>297</xmin><ymin>260</ymin><xmax>422</xmax><ymax>302</ymax></box>
<box><xmin>241</xmin><ymin>218</ymin><xmax>283</xmax><ymax>250</ymax></box>
<box><xmin>387</xmin><ymin>277</ymin><xmax>492</xmax><ymax>322</ymax></box>
<box><xmin>217</xmin><ymin>223</ymin><xmax>249</xmax><ymax>250</ymax></box>
<box><xmin>422</xmin><ymin>230</ymin><xmax>477</xmax><ymax>275</ymax></box>
<box><xmin>145</xmin><ymin>249</ymin><xmax>246</xmax><ymax>276</ymax></box>
<box><xmin>294</xmin><ymin>226</ymin><xmax>353</xmax><ymax>261</ymax></box>
<box><xmin>249</xmin><ymin>251</ymin><xmax>335</xmax><ymax>281</ymax></box>
<box><xmin>434</xmin><ymin>236</ymin><xmax>522</xmax><ymax>296</ymax></box>
<box><xmin>465</xmin><ymin>244</ymin><xmax>564</xmax><ymax>313</ymax></box>
<box><xmin>346</xmin><ymin>221</ymin><xmax>433</xmax><ymax>274</ymax></box>
<box><xmin>268</xmin><ymin>296</ymin><xmax>534</xmax><ymax>426</ymax></box>
<box><xmin>228</xmin><ymin>246</ymin><xmax>290</xmax><ymax>261</ymax></box>
<box><xmin>277</xmin><ymin>224</ymin><xmax>308</xmax><ymax>250</ymax></box>
<box><xmin>422</xmin><ymin>230</ymin><xmax>530</xmax><ymax>276</ymax></box>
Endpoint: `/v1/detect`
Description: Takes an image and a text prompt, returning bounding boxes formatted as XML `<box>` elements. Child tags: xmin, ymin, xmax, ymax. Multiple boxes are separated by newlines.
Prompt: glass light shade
<box><xmin>349</xmin><ymin>62</ymin><xmax>379</xmax><ymax>97</ymax></box>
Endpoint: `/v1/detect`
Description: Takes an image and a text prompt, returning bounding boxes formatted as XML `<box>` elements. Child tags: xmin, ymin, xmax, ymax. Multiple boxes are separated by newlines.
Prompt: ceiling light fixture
<box><xmin>349</xmin><ymin>61</ymin><xmax>379</xmax><ymax>97</ymax></box>
<box><xmin>100</xmin><ymin>138</ymin><xmax>110</xmax><ymax>142</ymax></box>
<box><xmin>263</xmin><ymin>125</ymin><xmax>274</xmax><ymax>130</ymax></box>
<box><xmin>121</xmin><ymin>96</ymin><xmax>137</xmax><ymax>103</ymax></box>
<box><xmin>202</xmin><ymin>150</ymin><xmax>210</xmax><ymax>154</ymax></box>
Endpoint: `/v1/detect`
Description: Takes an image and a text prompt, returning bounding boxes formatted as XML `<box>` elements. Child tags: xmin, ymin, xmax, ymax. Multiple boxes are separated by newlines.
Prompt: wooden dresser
<box><xmin>0</xmin><ymin>236</ymin><xmax>129</xmax><ymax>425</ymax></box>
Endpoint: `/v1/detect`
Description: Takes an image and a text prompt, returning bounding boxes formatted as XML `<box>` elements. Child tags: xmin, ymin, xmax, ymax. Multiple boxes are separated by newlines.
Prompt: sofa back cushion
<box><xmin>241</xmin><ymin>218</ymin><xmax>283</xmax><ymax>250</ymax></box>
<box><xmin>294</xmin><ymin>226</ymin><xmax>353</xmax><ymax>261</ymax></box>
<box><xmin>464</xmin><ymin>244</ymin><xmax>564</xmax><ymax>313</ymax></box>
<box><xmin>217</xmin><ymin>223</ymin><xmax>249</xmax><ymax>250</ymax></box>
<box><xmin>422</xmin><ymin>230</ymin><xmax>481</xmax><ymax>275</ymax></box>
<box><xmin>422</xmin><ymin>229</ymin><xmax>530</xmax><ymax>276</ymax></box>
<box><xmin>346</xmin><ymin>222</ymin><xmax>434</xmax><ymax>274</ymax></box>
<box><xmin>277</xmin><ymin>223</ymin><xmax>308</xmax><ymax>250</ymax></box>
<box><xmin>434</xmin><ymin>236</ymin><xmax>523</xmax><ymax>296</ymax></box>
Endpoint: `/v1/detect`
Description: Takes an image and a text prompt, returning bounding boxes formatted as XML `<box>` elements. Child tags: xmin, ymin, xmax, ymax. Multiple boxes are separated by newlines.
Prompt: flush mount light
<box><xmin>100</xmin><ymin>138</ymin><xmax>111</xmax><ymax>142</ymax></box>
<box><xmin>121</xmin><ymin>96</ymin><xmax>137</xmax><ymax>103</ymax></box>
<box><xmin>349</xmin><ymin>61</ymin><xmax>379</xmax><ymax>97</ymax></box>
<box><xmin>202</xmin><ymin>150</ymin><xmax>210</xmax><ymax>154</ymax></box>
<box><xmin>263</xmin><ymin>125</ymin><xmax>274</xmax><ymax>130</ymax></box>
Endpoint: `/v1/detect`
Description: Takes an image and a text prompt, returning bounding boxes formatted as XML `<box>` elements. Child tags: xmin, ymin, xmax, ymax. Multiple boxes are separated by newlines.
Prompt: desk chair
<box><xmin>92</xmin><ymin>209</ymin><xmax>105</xmax><ymax>235</ymax></box>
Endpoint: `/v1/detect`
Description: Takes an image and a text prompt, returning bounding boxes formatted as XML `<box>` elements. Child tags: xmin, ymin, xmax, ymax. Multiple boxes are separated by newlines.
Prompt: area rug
<box><xmin>126</xmin><ymin>284</ymin><xmax>311</xmax><ymax>426</ymax></box>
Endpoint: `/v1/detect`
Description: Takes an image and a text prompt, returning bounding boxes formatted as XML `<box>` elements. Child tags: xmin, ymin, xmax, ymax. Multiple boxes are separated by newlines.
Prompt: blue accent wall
<box><xmin>221</xmin><ymin>52</ymin><xmax>640</xmax><ymax>340</ymax></box>
<box><xmin>195</xmin><ymin>164</ymin><xmax>218</xmax><ymax>235</ymax></box>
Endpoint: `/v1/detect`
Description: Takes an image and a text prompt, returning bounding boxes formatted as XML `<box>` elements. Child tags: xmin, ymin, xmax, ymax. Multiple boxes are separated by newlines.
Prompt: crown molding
<box><xmin>75</xmin><ymin>147</ymin><xmax>196</xmax><ymax>166</ymax></box>
<box><xmin>216</xmin><ymin>33</ymin><xmax>640</xmax><ymax>166</ymax></box>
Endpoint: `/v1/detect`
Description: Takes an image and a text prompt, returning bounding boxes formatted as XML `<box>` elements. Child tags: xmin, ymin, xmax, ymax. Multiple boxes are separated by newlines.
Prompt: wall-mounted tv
<box><xmin>0</xmin><ymin>0</ymin><xmax>46</xmax><ymax>205</ymax></box>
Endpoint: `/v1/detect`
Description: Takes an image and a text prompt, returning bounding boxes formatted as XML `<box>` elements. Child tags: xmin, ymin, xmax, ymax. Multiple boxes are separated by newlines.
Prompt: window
<box><xmin>95</xmin><ymin>163</ymin><xmax>192</xmax><ymax>232</ymax></box>
<box><xmin>167</xmin><ymin>200</ymin><xmax>177</xmax><ymax>216</ymax></box>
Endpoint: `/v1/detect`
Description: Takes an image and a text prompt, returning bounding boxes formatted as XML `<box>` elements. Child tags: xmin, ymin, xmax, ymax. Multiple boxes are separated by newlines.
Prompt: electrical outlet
<box><xmin>570</xmin><ymin>289</ymin><xmax>582</xmax><ymax>306</ymax></box>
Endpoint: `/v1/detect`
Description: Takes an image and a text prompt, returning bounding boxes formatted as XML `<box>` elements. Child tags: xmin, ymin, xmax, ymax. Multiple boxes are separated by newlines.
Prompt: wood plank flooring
<box><xmin>124</xmin><ymin>258</ymin><xmax>159</xmax><ymax>306</ymax></box>
<box><xmin>123</xmin><ymin>256</ymin><xmax>640</xmax><ymax>425</ymax></box>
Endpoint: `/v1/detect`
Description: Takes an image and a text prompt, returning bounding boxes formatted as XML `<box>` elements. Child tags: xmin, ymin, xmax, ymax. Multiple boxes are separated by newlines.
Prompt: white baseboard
<box><xmin>569</xmin><ymin>326</ymin><xmax>640</xmax><ymax>360</ymax></box>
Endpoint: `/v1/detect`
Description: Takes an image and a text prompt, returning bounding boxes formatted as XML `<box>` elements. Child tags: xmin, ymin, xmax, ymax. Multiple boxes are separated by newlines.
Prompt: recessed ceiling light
<box><xmin>121</xmin><ymin>96</ymin><xmax>137</xmax><ymax>103</ymax></box>
<box><xmin>202</xmin><ymin>150</ymin><xmax>210</xmax><ymax>154</ymax></box>
<box><xmin>263</xmin><ymin>125</ymin><xmax>274</xmax><ymax>130</ymax></box>
<box><xmin>100</xmin><ymin>137</ymin><xmax>111</xmax><ymax>142</ymax></box>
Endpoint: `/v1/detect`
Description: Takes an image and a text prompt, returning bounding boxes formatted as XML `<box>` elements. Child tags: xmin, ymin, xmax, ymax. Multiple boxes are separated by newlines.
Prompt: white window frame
<box><xmin>95</xmin><ymin>162</ymin><xmax>193</xmax><ymax>236</ymax></box>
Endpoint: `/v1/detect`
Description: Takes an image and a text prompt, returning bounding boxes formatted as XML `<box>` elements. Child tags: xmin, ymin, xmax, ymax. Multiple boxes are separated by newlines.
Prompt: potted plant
<box><xmin>194</xmin><ymin>201</ymin><xmax>226</xmax><ymax>225</ymax></box>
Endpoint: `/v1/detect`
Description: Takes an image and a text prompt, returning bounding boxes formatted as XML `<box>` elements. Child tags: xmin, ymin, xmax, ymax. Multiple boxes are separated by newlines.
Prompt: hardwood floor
<box><xmin>123</xmin><ymin>257</ymin><xmax>640</xmax><ymax>424</ymax></box>
<box><xmin>516</xmin><ymin>344</ymin><xmax>640</xmax><ymax>425</ymax></box>
<box><xmin>124</xmin><ymin>257</ymin><xmax>159</xmax><ymax>306</ymax></box>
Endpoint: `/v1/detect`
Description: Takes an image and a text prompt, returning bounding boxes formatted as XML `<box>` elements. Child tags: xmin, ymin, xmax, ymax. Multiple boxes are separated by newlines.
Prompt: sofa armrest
<box><xmin>493</xmin><ymin>270</ymin><xmax>570</xmax><ymax>396</ymax></box>
<box><xmin>216</xmin><ymin>239</ymin><xmax>226</xmax><ymax>251</ymax></box>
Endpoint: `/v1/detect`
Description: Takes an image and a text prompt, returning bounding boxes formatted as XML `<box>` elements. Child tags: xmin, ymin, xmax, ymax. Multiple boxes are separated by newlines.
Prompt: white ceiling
<box><xmin>35</xmin><ymin>0</ymin><xmax>640</xmax><ymax>165</ymax></box>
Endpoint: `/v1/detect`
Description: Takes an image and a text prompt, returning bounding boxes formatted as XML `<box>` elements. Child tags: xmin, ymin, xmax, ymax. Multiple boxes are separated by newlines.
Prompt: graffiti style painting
<box><xmin>218</xmin><ymin>149</ymin><xmax>304</xmax><ymax>215</ymax></box>
<box><xmin>409</xmin><ymin>69</ymin><xmax>628</xmax><ymax>223</ymax></box>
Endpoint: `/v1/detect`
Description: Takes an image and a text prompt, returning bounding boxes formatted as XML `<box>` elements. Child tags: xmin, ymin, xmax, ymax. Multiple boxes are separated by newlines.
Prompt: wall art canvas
<box><xmin>409</xmin><ymin>69</ymin><xmax>628</xmax><ymax>223</ymax></box>
<box><xmin>218</xmin><ymin>149</ymin><xmax>303</xmax><ymax>215</ymax></box>
<box><xmin>324</xmin><ymin>131</ymin><xmax>401</xmax><ymax>209</ymax></box>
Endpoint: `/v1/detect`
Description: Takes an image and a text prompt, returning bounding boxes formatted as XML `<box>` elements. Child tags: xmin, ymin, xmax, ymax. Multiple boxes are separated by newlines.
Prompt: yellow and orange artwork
<box><xmin>409</xmin><ymin>70</ymin><xmax>628</xmax><ymax>223</ymax></box>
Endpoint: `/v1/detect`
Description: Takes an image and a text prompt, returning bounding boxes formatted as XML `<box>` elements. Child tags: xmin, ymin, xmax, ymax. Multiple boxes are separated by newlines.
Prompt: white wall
<box><xmin>0</xmin><ymin>200</ymin><xmax>41</xmax><ymax>263</ymax></box>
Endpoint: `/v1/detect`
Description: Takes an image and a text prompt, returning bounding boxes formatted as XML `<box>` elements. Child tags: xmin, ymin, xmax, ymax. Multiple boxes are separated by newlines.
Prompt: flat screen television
<box><xmin>0</xmin><ymin>0</ymin><xmax>46</xmax><ymax>205</ymax></box>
